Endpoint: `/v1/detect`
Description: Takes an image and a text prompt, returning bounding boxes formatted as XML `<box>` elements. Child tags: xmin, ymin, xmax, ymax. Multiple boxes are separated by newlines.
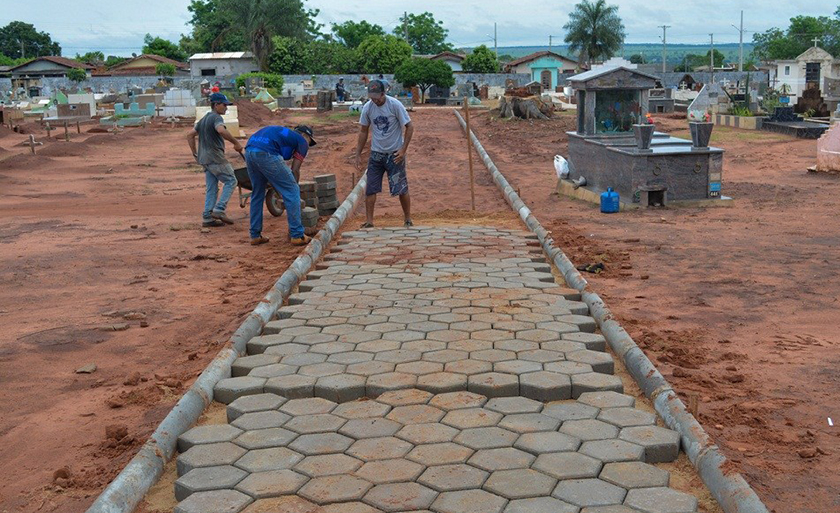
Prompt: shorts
<box><xmin>366</xmin><ymin>151</ymin><xmax>408</xmax><ymax>197</ymax></box>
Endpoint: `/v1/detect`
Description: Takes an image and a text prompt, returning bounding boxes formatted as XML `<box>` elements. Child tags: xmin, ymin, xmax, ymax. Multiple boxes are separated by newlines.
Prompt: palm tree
<box><xmin>563</xmin><ymin>0</ymin><xmax>626</xmax><ymax>67</ymax></box>
<box><xmin>216</xmin><ymin>0</ymin><xmax>319</xmax><ymax>71</ymax></box>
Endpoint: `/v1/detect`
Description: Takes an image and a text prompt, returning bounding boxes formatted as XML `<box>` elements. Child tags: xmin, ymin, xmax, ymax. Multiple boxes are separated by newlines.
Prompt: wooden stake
<box><xmin>351</xmin><ymin>172</ymin><xmax>356</xmax><ymax>188</ymax></box>
<box><xmin>64</xmin><ymin>121</ymin><xmax>70</xmax><ymax>142</ymax></box>
<box><xmin>687</xmin><ymin>392</ymin><xmax>700</xmax><ymax>418</ymax></box>
<box><xmin>464</xmin><ymin>98</ymin><xmax>476</xmax><ymax>211</ymax></box>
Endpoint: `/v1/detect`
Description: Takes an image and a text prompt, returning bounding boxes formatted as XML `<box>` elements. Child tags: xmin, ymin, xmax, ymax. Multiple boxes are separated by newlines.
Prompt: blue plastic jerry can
<box><xmin>600</xmin><ymin>188</ymin><xmax>620</xmax><ymax>213</ymax></box>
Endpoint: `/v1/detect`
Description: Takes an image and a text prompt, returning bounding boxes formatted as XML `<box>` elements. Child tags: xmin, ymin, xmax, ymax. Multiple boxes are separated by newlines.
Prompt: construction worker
<box><xmin>354</xmin><ymin>80</ymin><xmax>413</xmax><ymax>228</ymax></box>
<box><xmin>244</xmin><ymin>125</ymin><xmax>316</xmax><ymax>246</ymax></box>
<box><xmin>186</xmin><ymin>92</ymin><xmax>242</xmax><ymax>227</ymax></box>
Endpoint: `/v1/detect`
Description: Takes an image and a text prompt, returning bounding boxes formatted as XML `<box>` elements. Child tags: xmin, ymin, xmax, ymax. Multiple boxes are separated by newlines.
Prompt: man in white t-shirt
<box><xmin>354</xmin><ymin>80</ymin><xmax>414</xmax><ymax>228</ymax></box>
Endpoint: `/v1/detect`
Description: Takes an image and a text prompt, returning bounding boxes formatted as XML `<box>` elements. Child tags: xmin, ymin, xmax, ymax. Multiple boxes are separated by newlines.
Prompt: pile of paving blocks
<box><xmin>315</xmin><ymin>174</ymin><xmax>339</xmax><ymax>216</ymax></box>
<box><xmin>298</xmin><ymin>181</ymin><xmax>320</xmax><ymax>235</ymax></box>
<box><xmin>300</xmin><ymin>206</ymin><xmax>319</xmax><ymax>234</ymax></box>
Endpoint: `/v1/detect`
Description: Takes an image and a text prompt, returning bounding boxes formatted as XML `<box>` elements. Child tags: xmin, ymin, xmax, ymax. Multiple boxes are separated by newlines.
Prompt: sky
<box><xmin>3</xmin><ymin>0</ymin><xmax>836</xmax><ymax>57</ymax></box>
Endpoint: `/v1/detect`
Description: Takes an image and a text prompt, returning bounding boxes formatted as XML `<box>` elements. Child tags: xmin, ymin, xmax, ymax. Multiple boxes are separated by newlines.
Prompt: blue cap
<box><xmin>209</xmin><ymin>92</ymin><xmax>233</xmax><ymax>105</ymax></box>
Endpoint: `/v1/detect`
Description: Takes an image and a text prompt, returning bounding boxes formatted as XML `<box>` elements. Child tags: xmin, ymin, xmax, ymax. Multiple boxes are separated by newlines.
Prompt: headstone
<box><xmin>816</xmin><ymin>124</ymin><xmax>840</xmax><ymax>172</ymax></box>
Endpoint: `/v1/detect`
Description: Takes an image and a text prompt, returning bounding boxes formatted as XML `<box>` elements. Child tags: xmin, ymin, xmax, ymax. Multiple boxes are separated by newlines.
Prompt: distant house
<box><xmin>189</xmin><ymin>52</ymin><xmax>259</xmax><ymax>80</ymax></box>
<box><xmin>96</xmin><ymin>54</ymin><xmax>189</xmax><ymax>76</ymax></box>
<box><xmin>503</xmin><ymin>51</ymin><xmax>583</xmax><ymax>90</ymax></box>
<box><xmin>427</xmin><ymin>51</ymin><xmax>466</xmax><ymax>72</ymax></box>
<box><xmin>9</xmin><ymin>56</ymin><xmax>93</xmax><ymax>79</ymax></box>
<box><xmin>771</xmin><ymin>45</ymin><xmax>840</xmax><ymax>104</ymax></box>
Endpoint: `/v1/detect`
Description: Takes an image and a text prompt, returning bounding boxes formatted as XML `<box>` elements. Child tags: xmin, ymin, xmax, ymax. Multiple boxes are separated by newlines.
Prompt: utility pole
<box><xmin>20</xmin><ymin>38</ymin><xmax>25</xmax><ymax>59</ymax></box>
<box><xmin>731</xmin><ymin>11</ymin><xmax>744</xmax><ymax>72</ymax></box>
<box><xmin>549</xmin><ymin>35</ymin><xmax>552</xmax><ymax>52</ymax></box>
<box><xmin>709</xmin><ymin>33</ymin><xmax>715</xmax><ymax>82</ymax></box>
<box><xmin>658</xmin><ymin>25</ymin><xmax>671</xmax><ymax>75</ymax></box>
<box><xmin>494</xmin><ymin>23</ymin><xmax>498</xmax><ymax>59</ymax></box>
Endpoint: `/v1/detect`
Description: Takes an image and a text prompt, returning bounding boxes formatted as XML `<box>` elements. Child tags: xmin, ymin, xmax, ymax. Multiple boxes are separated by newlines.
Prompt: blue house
<box><xmin>504</xmin><ymin>51</ymin><xmax>583</xmax><ymax>91</ymax></box>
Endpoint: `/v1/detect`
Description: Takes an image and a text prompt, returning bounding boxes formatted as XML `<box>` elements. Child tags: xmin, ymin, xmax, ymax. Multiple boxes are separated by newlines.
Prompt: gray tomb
<box><xmin>565</xmin><ymin>66</ymin><xmax>725</xmax><ymax>206</ymax></box>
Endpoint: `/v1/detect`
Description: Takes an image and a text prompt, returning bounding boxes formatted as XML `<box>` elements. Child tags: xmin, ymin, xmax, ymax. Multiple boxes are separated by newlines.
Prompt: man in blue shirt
<box><xmin>244</xmin><ymin>125</ymin><xmax>316</xmax><ymax>246</ymax></box>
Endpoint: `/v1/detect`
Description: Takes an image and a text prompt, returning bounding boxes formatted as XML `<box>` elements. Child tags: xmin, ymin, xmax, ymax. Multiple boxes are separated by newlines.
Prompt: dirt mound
<box><xmin>83</xmin><ymin>133</ymin><xmax>122</xmax><ymax>145</ymax></box>
<box><xmin>0</xmin><ymin>152</ymin><xmax>56</xmax><ymax>169</ymax></box>
<box><xmin>235</xmin><ymin>100</ymin><xmax>282</xmax><ymax>128</ymax></box>
<box><xmin>37</xmin><ymin>142</ymin><xmax>89</xmax><ymax>157</ymax></box>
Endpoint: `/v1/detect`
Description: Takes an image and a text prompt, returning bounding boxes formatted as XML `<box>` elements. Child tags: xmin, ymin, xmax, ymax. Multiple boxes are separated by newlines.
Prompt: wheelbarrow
<box><xmin>234</xmin><ymin>167</ymin><xmax>303</xmax><ymax>217</ymax></box>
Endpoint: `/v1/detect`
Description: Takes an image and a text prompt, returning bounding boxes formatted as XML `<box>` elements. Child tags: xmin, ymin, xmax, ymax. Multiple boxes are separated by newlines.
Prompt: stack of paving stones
<box><xmin>172</xmin><ymin>227</ymin><xmax>701</xmax><ymax>513</ymax></box>
<box><xmin>301</xmin><ymin>207</ymin><xmax>320</xmax><ymax>232</ymax></box>
<box><xmin>315</xmin><ymin>174</ymin><xmax>339</xmax><ymax>216</ymax></box>
<box><xmin>299</xmin><ymin>180</ymin><xmax>319</xmax><ymax>210</ymax></box>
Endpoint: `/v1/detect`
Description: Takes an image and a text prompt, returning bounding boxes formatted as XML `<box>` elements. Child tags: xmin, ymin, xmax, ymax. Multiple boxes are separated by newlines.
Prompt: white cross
<box><xmin>719</xmin><ymin>78</ymin><xmax>731</xmax><ymax>88</ymax></box>
<box><xmin>813</xmin><ymin>36</ymin><xmax>822</xmax><ymax>48</ymax></box>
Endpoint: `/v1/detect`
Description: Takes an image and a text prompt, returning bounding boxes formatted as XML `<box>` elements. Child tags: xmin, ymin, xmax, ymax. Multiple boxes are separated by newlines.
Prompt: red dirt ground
<box><xmin>0</xmin><ymin>103</ymin><xmax>836</xmax><ymax>513</ymax></box>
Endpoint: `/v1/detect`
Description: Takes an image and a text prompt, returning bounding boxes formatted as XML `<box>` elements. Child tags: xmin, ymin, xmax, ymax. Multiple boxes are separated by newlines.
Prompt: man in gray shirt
<box><xmin>187</xmin><ymin>93</ymin><xmax>243</xmax><ymax>227</ymax></box>
<box><xmin>354</xmin><ymin>80</ymin><xmax>414</xmax><ymax>228</ymax></box>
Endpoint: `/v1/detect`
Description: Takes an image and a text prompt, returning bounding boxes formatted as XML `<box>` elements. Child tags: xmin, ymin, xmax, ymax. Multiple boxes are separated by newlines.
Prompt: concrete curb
<box><xmin>85</xmin><ymin>174</ymin><xmax>368</xmax><ymax>513</ymax></box>
<box><xmin>454</xmin><ymin>110</ymin><xmax>769</xmax><ymax>513</ymax></box>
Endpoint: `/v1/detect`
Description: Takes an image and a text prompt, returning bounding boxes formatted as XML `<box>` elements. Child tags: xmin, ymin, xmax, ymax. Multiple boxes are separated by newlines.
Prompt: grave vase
<box><xmin>633</xmin><ymin>124</ymin><xmax>655</xmax><ymax>151</ymax></box>
<box><xmin>689</xmin><ymin>122</ymin><xmax>714</xmax><ymax>149</ymax></box>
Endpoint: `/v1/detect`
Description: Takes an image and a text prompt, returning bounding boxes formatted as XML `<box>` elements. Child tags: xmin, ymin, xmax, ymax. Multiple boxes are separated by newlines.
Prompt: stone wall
<box><xmin>278</xmin><ymin>73</ymin><xmax>530</xmax><ymax>98</ymax></box>
<box><xmin>1</xmin><ymin>76</ymin><xmax>202</xmax><ymax>97</ymax></box>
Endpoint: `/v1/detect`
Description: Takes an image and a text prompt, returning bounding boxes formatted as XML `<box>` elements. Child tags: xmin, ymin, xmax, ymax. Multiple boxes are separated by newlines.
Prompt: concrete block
<box><xmin>454</xmin><ymin>426</ymin><xmax>518</xmax><ymax>449</ymax></box>
<box><xmin>406</xmin><ymin>442</ymin><xmax>473</xmax><ymax>465</ymax></box>
<box><xmin>395</xmin><ymin>422</ymin><xmax>459</xmax><ymax>444</ymax></box>
<box><xmin>441</xmin><ymin>408</ymin><xmax>503</xmax><ymax>429</ymax></box>
<box><xmin>294</xmin><ymin>453</ymin><xmax>363</xmax><ymax>477</ymax></box>
<box><xmin>235</xmin><ymin>469</ymin><xmax>309</xmax><ymax>498</ymax></box>
<box><xmin>178</xmin><ymin>424</ymin><xmax>244</xmax><ymax>452</ymax></box>
<box><xmin>418</xmin><ymin>463</ymin><xmax>488</xmax><ymax>492</ymax></box>
<box><xmin>571</xmin><ymin>373</ymin><xmax>623</xmax><ymax>398</ymax></box>
<box><xmin>599</xmin><ymin>461</ymin><xmax>670</xmax><ymax>489</ymax></box>
<box><xmin>175</xmin><ymin>489</ymin><xmax>253</xmax><ymax>513</ymax></box>
<box><xmin>234</xmin><ymin>446</ymin><xmax>304</xmax><ymax>473</ymax></box>
<box><xmin>431</xmin><ymin>489</ymin><xmax>507</xmax><ymax>513</ymax></box>
<box><xmin>366</xmin><ymin>372</ymin><xmax>418</xmax><ymax>397</ymax></box>
<box><xmin>514</xmin><ymin>431</ymin><xmax>581</xmax><ymax>454</ymax></box>
<box><xmin>484</xmin><ymin>469</ymin><xmax>557</xmax><ymax>499</ymax></box>
<box><xmin>288</xmin><ymin>433</ymin><xmax>354</xmax><ymax>455</ymax></box>
<box><xmin>314</xmin><ymin>374</ymin><xmax>366</xmax><ymax>403</ymax></box>
<box><xmin>503</xmin><ymin>497</ymin><xmax>579</xmax><ymax>513</ymax></box>
<box><xmin>428</xmin><ymin>391</ymin><xmax>487</xmax><ymax>411</ymax></box>
<box><xmin>561</xmin><ymin>332</ymin><xmax>607</xmax><ymax>351</ymax></box>
<box><xmin>227</xmin><ymin>393</ymin><xmax>287</xmax><ymax>423</ymax></box>
<box><xmin>215</xmin><ymin>377</ymin><xmax>267</xmax><ymax>404</ymax></box>
<box><xmin>619</xmin><ymin>426</ymin><xmax>680</xmax><ymax>463</ymax></box>
<box><xmin>339</xmin><ymin>417</ymin><xmax>401</xmax><ymax>439</ymax></box>
<box><xmin>579</xmin><ymin>439</ymin><xmax>645</xmax><ymax>463</ymax></box>
<box><xmin>519</xmin><ymin>371</ymin><xmax>572</xmax><ymax>402</ymax></box>
<box><xmin>355</xmin><ymin>459</ymin><xmax>425</xmax><ymax>484</ymax></box>
<box><xmin>532</xmin><ymin>452</ymin><xmax>602</xmax><ymax>480</ymax></box>
<box><xmin>597</xmin><ymin>407</ymin><xmax>656</xmax><ymax>428</ymax></box>
<box><xmin>467</xmin><ymin>372</ymin><xmax>519</xmax><ymax>398</ymax></box>
<box><xmin>364</xmin><ymin>482</ymin><xmax>438</xmax><ymax>512</ymax></box>
<box><xmin>542</xmin><ymin>401</ymin><xmax>600</xmax><ymax>422</ymax></box>
<box><xmin>377</xmin><ymin>389</ymin><xmax>433</xmax><ymax>406</ymax></box>
<box><xmin>551</xmin><ymin>478</ymin><xmax>626</xmax><ymax>508</ymax></box>
<box><xmin>346</xmin><ymin>436</ymin><xmax>413</xmax><ymax>461</ymax></box>
<box><xmin>265</xmin><ymin>374</ymin><xmax>317</xmax><ymax>399</ymax></box>
<box><xmin>485</xmin><ymin>397</ymin><xmax>543</xmax><ymax>415</ymax></box>
<box><xmin>577</xmin><ymin>391</ymin><xmax>635</xmax><ymax>409</ymax></box>
<box><xmin>297</xmin><ymin>475</ymin><xmax>373</xmax><ymax>504</ymax></box>
<box><xmin>174</xmin><ymin>465</ymin><xmax>248</xmax><ymax>501</ymax></box>
<box><xmin>387</xmin><ymin>404</ymin><xmax>445</xmax><ymax>425</ymax></box>
<box><xmin>467</xmin><ymin>447</ymin><xmax>534</xmax><ymax>471</ymax></box>
<box><xmin>417</xmin><ymin>372</ymin><xmax>468</xmax><ymax>394</ymax></box>
<box><xmin>332</xmin><ymin>400</ymin><xmax>392</xmax><ymax>419</ymax></box>
<box><xmin>498</xmin><ymin>413</ymin><xmax>561</xmax><ymax>434</ymax></box>
<box><xmin>177</xmin><ymin>442</ymin><xmax>247</xmax><ymax>476</ymax></box>
<box><xmin>233</xmin><ymin>427</ymin><xmax>297</xmax><ymax>450</ymax></box>
<box><xmin>231</xmin><ymin>411</ymin><xmax>291</xmax><ymax>431</ymax></box>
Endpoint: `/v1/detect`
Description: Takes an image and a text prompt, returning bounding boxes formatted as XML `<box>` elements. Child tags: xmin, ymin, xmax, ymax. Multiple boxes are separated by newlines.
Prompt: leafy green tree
<box><xmin>705</xmin><ymin>49</ymin><xmax>727</xmax><ymax>68</ymax></box>
<box><xmin>105</xmin><ymin>55</ymin><xmax>128</xmax><ymax>67</ymax></box>
<box><xmin>357</xmin><ymin>35</ymin><xmax>413</xmax><ymax>74</ymax></box>
<box><xmin>143</xmin><ymin>34</ymin><xmax>188</xmax><ymax>61</ymax></box>
<box><xmin>394</xmin><ymin>57</ymin><xmax>455</xmax><ymax>102</ymax></box>
<box><xmin>332</xmin><ymin>20</ymin><xmax>384</xmax><ymax>48</ymax></box>
<box><xmin>155</xmin><ymin>63</ymin><xmax>177</xmax><ymax>77</ymax></box>
<box><xmin>235</xmin><ymin>72</ymin><xmax>284</xmax><ymax>90</ymax></box>
<box><xmin>462</xmin><ymin>45</ymin><xmax>498</xmax><ymax>73</ymax></box>
<box><xmin>217</xmin><ymin>0</ymin><xmax>322</xmax><ymax>71</ymax></box>
<box><xmin>629</xmin><ymin>53</ymin><xmax>646</xmax><ymax>64</ymax></box>
<box><xmin>673</xmin><ymin>51</ymin><xmax>726</xmax><ymax>72</ymax></box>
<box><xmin>563</xmin><ymin>0</ymin><xmax>625</xmax><ymax>66</ymax></box>
<box><xmin>752</xmin><ymin>15</ymin><xmax>840</xmax><ymax>60</ymax></box>
<box><xmin>0</xmin><ymin>21</ymin><xmax>61</xmax><ymax>59</ymax></box>
<box><xmin>305</xmin><ymin>40</ymin><xmax>358</xmax><ymax>74</ymax></box>
<box><xmin>497</xmin><ymin>53</ymin><xmax>515</xmax><ymax>63</ymax></box>
<box><xmin>395</xmin><ymin>12</ymin><xmax>453</xmax><ymax>55</ymax></box>
<box><xmin>75</xmin><ymin>51</ymin><xmax>105</xmax><ymax>64</ymax></box>
<box><xmin>0</xmin><ymin>54</ymin><xmax>28</xmax><ymax>66</ymax></box>
<box><xmin>67</xmin><ymin>68</ymin><xmax>88</xmax><ymax>83</ymax></box>
<box><xmin>179</xmin><ymin>0</ymin><xmax>246</xmax><ymax>54</ymax></box>
<box><xmin>267</xmin><ymin>36</ymin><xmax>308</xmax><ymax>74</ymax></box>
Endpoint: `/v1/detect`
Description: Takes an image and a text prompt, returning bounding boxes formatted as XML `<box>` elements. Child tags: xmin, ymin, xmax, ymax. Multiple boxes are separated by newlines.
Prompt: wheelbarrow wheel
<box><xmin>265</xmin><ymin>188</ymin><xmax>285</xmax><ymax>217</ymax></box>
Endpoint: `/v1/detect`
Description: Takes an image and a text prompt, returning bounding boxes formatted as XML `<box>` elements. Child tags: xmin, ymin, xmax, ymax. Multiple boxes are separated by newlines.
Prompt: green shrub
<box><xmin>729</xmin><ymin>105</ymin><xmax>753</xmax><ymax>117</ymax></box>
<box><xmin>236</xmin><ymin>72</ymin><xmax>284</xmax><ymax>91</ymax></box>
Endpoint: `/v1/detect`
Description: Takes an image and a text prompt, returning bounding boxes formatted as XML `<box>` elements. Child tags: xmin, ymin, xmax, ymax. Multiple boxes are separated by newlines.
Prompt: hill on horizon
<box><xmin>470</xmin><ymin>43</ymin><xmax>753</xmax><ymax>65</ymax></box>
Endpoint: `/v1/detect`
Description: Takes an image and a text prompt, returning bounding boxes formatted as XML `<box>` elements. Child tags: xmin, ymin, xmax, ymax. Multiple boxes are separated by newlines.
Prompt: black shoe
<box><xmin>202</xmin><ymin>219</ymin><xmax>225</xmax><ymax>227</ymax></box>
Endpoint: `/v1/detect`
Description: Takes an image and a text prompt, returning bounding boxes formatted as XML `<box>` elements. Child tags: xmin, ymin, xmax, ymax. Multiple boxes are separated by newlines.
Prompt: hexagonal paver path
<box><xmin>171</xmin><ymin>227</ymin><xmax>701</xmax><ymax>513</ymax></box>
